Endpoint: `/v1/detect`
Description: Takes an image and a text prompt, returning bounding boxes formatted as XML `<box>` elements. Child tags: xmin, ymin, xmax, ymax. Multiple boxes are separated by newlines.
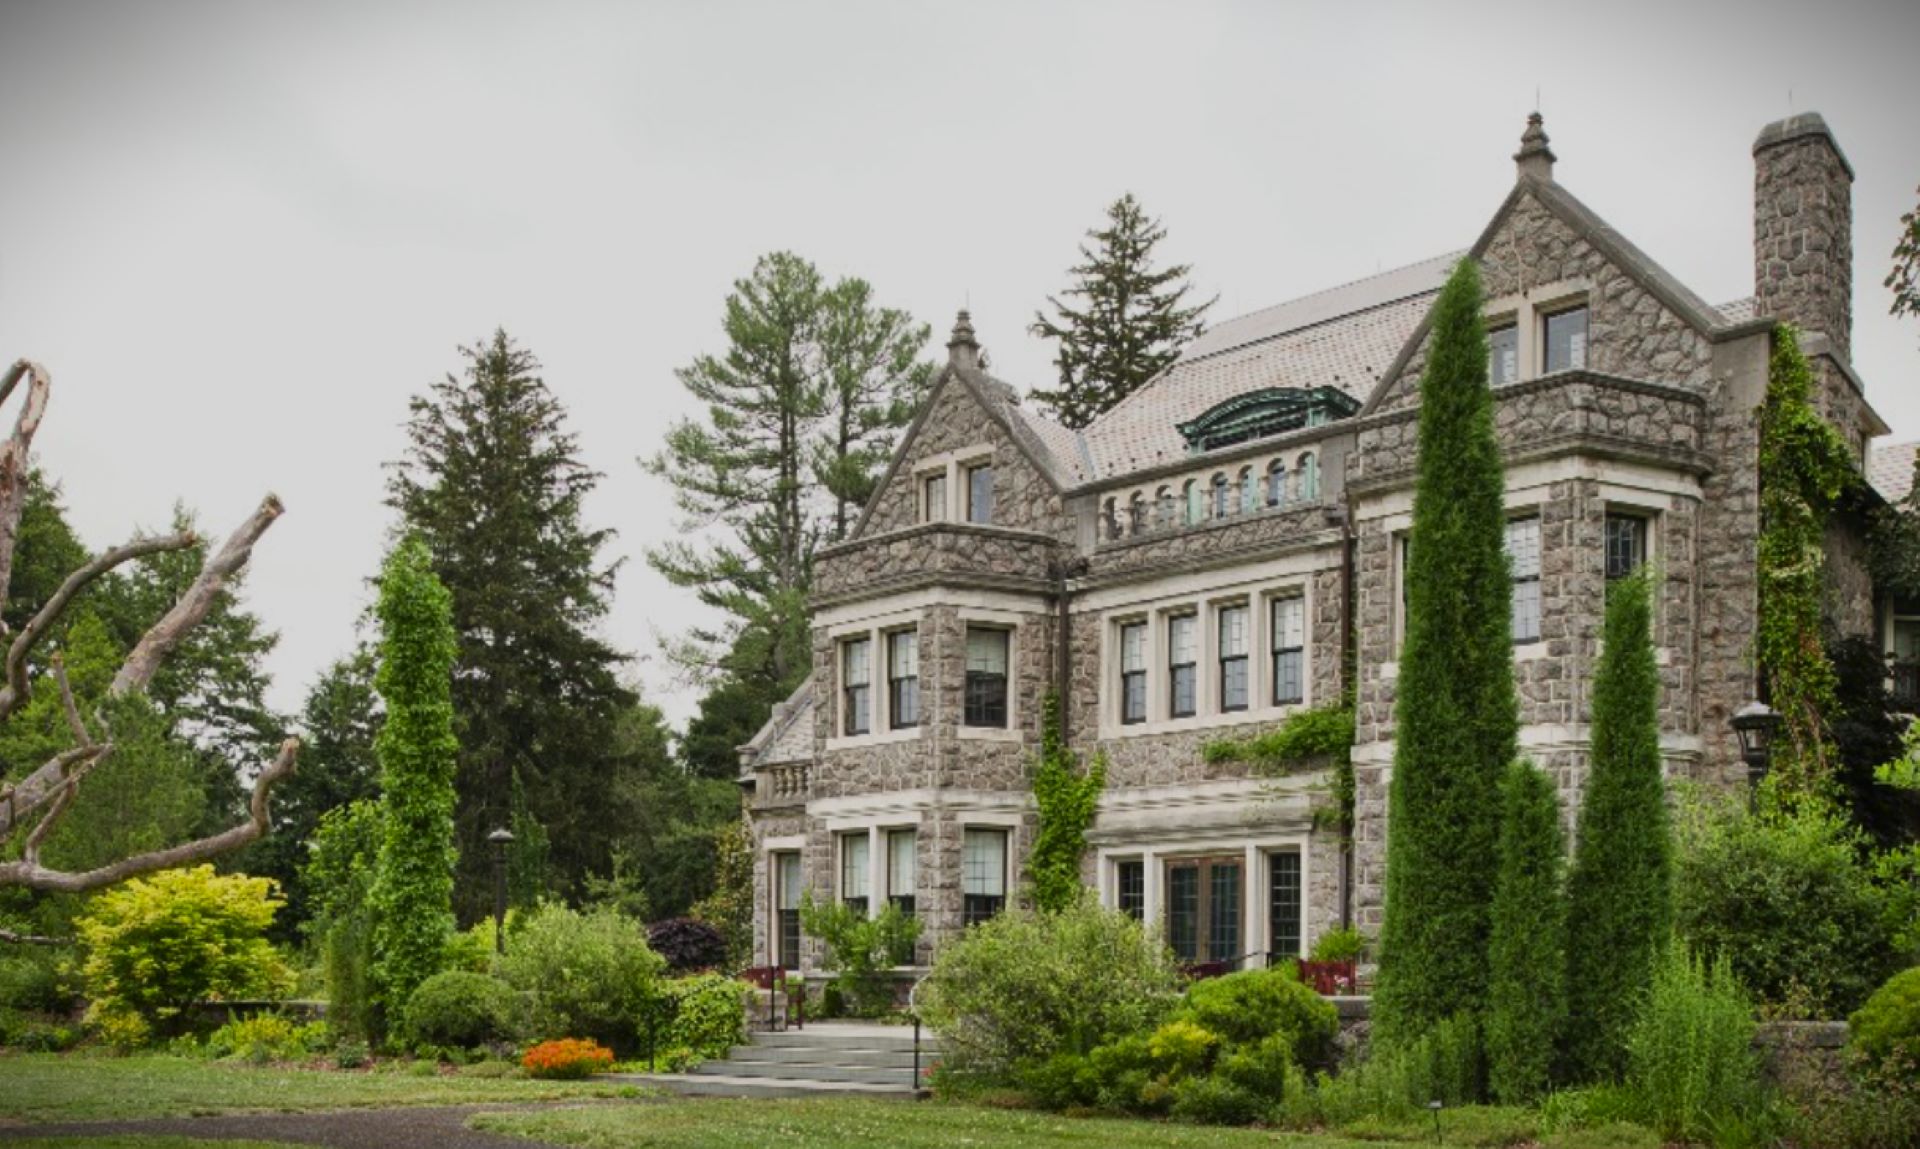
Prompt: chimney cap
<box><xmin>1753</xmin><ymin>112</ymin><xmax>1854</xmax><ymax>180</ymax></box>
<box><xmin>947</xmin><ymin>309</ymin><xmax>981</xmax><ymax>370</ymax></box>
<box><xmin>1514</xmin><ymin>112</ymin><xmax>1555</xmax><ymax>182</ymax></box>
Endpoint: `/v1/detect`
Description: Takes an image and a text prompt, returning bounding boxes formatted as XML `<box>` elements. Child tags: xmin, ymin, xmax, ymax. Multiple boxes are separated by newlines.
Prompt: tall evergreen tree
<box><xmin>1564</xmin><ymin>570</ymin><xmax>1670</xmax><ymax>1081</ymax></box>
<box><xmin>1373</xmin><ymin>259</ymin><xmax>1516</xmax><ymax>1049</ymax></box>
<box><xmin>367</xmin><ymin>539</ymin><xmax>458</xmax><ymax>1018</ymax></box>
<box><xmin>1486</xmin><ymin>761</ymin><xmax>1568</xmax><ymax>1105</ymax></box>
<box><xmin>647</xmin><ymin>254</ymin><xmax>928</xmax><ymax>707</ymax></box>
<box><xmin>1028</xmin><ymin>193</ymin><xmax>1214</xmax><ymax>429</ymax></box>
<box><xmin>388</xmin><ymin>329</ymin><xmax>634</xmax><ymax>919</ymax></box>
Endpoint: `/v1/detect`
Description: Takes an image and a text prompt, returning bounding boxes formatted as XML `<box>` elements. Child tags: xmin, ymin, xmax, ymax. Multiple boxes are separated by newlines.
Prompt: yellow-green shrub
<box><xmin>75</xmin><ymin>865</ymin><xmax>290</xmax><ymax>1042</ymax></box>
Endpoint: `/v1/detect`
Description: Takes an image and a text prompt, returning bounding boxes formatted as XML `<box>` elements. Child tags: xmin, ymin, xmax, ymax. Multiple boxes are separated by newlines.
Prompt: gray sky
<box><xmin>2</xmin><ymin>0</ymin><xmax>1916</xmax><ymax>728</ymax></box>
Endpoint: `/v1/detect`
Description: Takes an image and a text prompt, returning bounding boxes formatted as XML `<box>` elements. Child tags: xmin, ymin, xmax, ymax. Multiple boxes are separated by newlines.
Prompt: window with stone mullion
<box><xmin>843</xmin><ymin>638</ymin><xmax>872</xmax><ymax>735</ymax></box>
<box><xmin>1506</xmin><ymin>517</ymin><xmax>1542</xmax><ymax>644</ymax></box>
<box><xmin>1271</xmin><ymin>596</ymin><xmax>1305</xmax><ymax>705</ymax></box>
<box><xmin>1168</xmin><ymin>614</ymin><xmax>1198</xmax><ymax>718</ymax></box>
<box><xmin>888</xmin><ymin>630</ymin><xmax>919</xmax><ymax>729</ymax></box>
<box><xmin>840</xmin><ymin>832</ymin><xmax>870</xmax><ymax>915</ymax></box>
<box><xmin>1219</xmin><ymin>604</ymin><xmax>1250</xmax><ymax>712</ymax></box>
<box><xmin>1119</xmin><ymin>621</ymin><xmax>1147</xmax><ymax>725</ymax></box>
<box><xmin>963</xmin><ymin>627</ymin><xmax>1009</xmax><ymax>728</ymax></box>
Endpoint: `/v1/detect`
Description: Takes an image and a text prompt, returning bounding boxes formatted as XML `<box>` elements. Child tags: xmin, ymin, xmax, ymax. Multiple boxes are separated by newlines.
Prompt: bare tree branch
<box><xmin>0</xmin><ymin>927</ymin><xmax>68</xmax><ymax>946</ymax></box>
<box><xmin>0</xmin><ymin>360</ymin><xmax>51</xmax><ymax>606</ymax></box>
<box><xmin>112</xmin><ymin>495</ymin><xmax>282</xmax><ymax>699</ymax></box>
<box><xmin>20</xmin><ymin>746</ymin><xmax>112</xmax><ymax>866</ymax></box>
<box><xmin>0</xmin><ymin>738</ymin><xmax>297</xmax><ymax>894</ymax></box>
<box><xmin>0</xmin><ymin>532</ymin><xmax>197</xmax><ymax>724</ymax></box>
<box><xmin>2</xmin><ymin>743</ymin><xmax>111</xmax><ymax>846</ymax></box>
<box><xmin>51</xmin><ymin>652</ymin><xmax>94</xmax><ymax>747</ymax></box>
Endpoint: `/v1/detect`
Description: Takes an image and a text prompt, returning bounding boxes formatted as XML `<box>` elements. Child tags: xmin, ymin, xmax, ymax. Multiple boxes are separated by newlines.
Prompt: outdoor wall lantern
<box><xmin>487</xmin><ymin>826</ymin><xmax>516</xmax><ymax>955</ymax></box>
<box><xmin>1729</xmin><ymin>699</ymin><xmax>1783</xmax><ymax>795</ymax></box>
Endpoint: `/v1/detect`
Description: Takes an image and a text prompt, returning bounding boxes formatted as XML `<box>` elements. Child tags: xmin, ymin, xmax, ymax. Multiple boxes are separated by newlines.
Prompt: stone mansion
<box><xmin>738</xmin><ymin>112</ymin><xmax>1904</xmax><ymax>976</ymax></box>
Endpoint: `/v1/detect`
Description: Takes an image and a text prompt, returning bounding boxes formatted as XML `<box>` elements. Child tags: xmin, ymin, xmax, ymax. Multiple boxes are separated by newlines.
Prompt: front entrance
<box><xmin>1165</xmin><ymin>855</ymin><xmax>1243</xmax><ymax>963</ymax></box>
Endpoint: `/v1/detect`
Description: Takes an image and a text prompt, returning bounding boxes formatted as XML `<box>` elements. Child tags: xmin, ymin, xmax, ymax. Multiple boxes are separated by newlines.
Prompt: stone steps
<box><xmin>619</xmin><ymin>1023</ymin><xmax>940</xmax><ymax>1098</ymax></box>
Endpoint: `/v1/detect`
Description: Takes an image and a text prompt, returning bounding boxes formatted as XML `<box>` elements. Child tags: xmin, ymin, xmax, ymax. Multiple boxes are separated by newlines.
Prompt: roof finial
<box><xmin>1514</xmin><ymin>111</ymin><xmax>1555</xmax><ymax>182</ymax></box>
<box><xmin>947</xmin><ymin>309</ymin><xmax>981</xmax><ymax>371</ymax></box>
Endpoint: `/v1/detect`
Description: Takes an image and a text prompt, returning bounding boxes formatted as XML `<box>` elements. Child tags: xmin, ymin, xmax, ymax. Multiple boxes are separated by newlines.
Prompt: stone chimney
<box><xmin>947</xmin><ymin>309</ymin><xmax>981</xmax><ymax>371</ymax></box>
<box><xmin>1753</xmin><ymin>112</ymin><xmax>1854</xmax><ymax>357</ymax></box>
<box><xmin>1514</xmin><ymin>112</ymin><xmax>1555</xmax><ymax>182</ymax></box>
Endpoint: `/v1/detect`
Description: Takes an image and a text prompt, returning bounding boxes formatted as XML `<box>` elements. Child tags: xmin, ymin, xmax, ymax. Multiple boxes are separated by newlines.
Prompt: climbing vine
<box><xmin>1027</xmin><ymin>692</ymin><xmax>1107</xmax><ymax>913</ymax></box>
<box><xmin>1204</xmin><ymin>703</ymin><xmax>1355</xmax><ymax>834</ymax></box>
<box><xmin>1756</xmin><ymin>324</ymin><xmax>1856</xmax><ymax>798</ymax></box>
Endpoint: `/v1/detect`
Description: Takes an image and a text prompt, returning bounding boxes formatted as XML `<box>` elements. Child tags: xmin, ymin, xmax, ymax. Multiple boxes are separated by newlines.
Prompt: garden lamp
<box><xmin>487</xmin><ymin>827</ymin><xmax>515</xmax><ymax>954</ymax></box>
<box><xmin>1729</xmin><ymin>700</ymin><xmax>1782</xmax><ymax>796</ymax></box>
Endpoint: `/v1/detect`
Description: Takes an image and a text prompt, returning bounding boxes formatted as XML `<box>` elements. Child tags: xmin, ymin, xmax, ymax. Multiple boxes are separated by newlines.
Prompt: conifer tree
<box><xmin>1564</xmin><ymin>569</ymin><xmax>1670</xmax><ymax>1081</ymax></box>
<box><xmin>366</xmin><ymin>539</ymin><xmax>458</xmax><ymax>1019</ymax></box>
<box><xmin>648</xmin><ymin>253</ymin><xmax>929</xmax><ymax>696</ymax></box>
<box><xmin>1028</xmin><ymin>193</ymin><xmax>1214</xmax><ymax>429</ymax></box>
<box><xmin>1486</xmin><ymin>761</ymin><xmax>1568</xmax><ymax>1105</ymax></box>
<box><xmin>388</xmin><ymin>329</ymin><xmax>633</xmax><ymax>918</ymax></box>
<box><xmin>1373</xmin><ymin>259</ymin><xmax>1516</xmax><ymax>1049</ymax></box>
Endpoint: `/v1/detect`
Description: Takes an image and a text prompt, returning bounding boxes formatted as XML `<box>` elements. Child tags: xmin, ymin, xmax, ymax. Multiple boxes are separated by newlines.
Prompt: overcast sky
<box><xmin>2</xmin><ymin>0</ymin><xmax>1915</xmax><ymax>729</ymax></box>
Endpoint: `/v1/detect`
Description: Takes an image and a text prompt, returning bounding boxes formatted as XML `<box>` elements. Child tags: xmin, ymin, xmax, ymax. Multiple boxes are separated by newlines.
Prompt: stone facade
<box><xmin>738</xmin><ymin>111</ymin><xmax>1893</xmax><ymax>972</ymax></box>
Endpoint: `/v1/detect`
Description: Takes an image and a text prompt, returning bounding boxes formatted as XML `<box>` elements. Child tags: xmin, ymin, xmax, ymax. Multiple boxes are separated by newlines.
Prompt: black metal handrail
<box><xmin>907</xmin><ymin>973</ymin><xmax>932</xmax><ymax>1099</ymax></box>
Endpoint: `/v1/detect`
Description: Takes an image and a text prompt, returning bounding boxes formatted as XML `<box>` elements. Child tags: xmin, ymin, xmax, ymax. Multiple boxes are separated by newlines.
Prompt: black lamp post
<box><xmin>1729</xmin><ymin>700</ymin><xmax>1783</xmax><ymax>801</ymax></box>
<box><xmin>486</xmin><ymin>827</ymin><xmax>515</xmax><ymax>955</ymax></box>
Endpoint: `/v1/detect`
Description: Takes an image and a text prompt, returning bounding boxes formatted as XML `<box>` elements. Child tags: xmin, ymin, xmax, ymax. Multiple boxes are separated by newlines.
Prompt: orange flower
<box><xmin>522</xmin><ymin>1038</ymin><xmax>615</xmax><ymax>1080</ymax></box>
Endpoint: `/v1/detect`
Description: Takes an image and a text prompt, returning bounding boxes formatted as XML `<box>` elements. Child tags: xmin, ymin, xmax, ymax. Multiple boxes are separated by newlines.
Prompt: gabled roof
<box><xmin>738</xmin><ymin>674</ymin><xmax>815</xmax><ymax>778</ymax></box>
<box><xmin>1078</xmin><ymin>257</ymin><xmax>1455</xmax><ymax>477</ymax></box>
<box><xmin>1869</xmin><ymin>441</ymin><xmax>1918</xmax><ymax>505</ymax></box>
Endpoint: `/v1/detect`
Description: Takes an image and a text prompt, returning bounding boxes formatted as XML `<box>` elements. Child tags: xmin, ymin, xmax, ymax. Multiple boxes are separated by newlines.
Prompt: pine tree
<box><xmin>1373</xmin><ymin>259</ymin><xmax>1516</xmax><ymax>1050</ymax></box>
<box><xmin>1028</xmin><ymin>193</ymin><xmax>1214</xmax><ymax>429</ymax></box>
<box><xmin>648</xmin><ymin>253</ymin><xmax>929</xmax><ymax>724</ymax></box>
<box><xmin>1486</xmin><ymin>761</ymin><xmax>1568</xmax><ymax>1105</ymax></box>
<box><xmin>1564</xmin><ymin>570</ymin><xmax>1670</xmax><ymax>1081</ymax></box>
<box><xmin>388</xmin><ymin>329</ymin><xmax>634</xmax><ymax>919</ymax></box>
<box><xmin>366</xmin><ymin>539</ymin><xmax>458</xmax><ymax>1019</ymax></box>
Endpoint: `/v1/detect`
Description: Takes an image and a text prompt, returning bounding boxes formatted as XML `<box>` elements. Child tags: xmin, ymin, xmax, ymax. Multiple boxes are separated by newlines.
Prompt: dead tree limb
<box><xmin>112</xmin><ymin>494</ymin><xmax>282</xmax><ymax>699</ymax></box>
<box><xmin>0</xmin><ymin>927</ymin><xmax>68</xmax><ymax>946</ymax></box>
<box><xmin>0</xmin><ymin>358</ymin><xmax>299</xmax><ymax>901</ymax></box>
<box><xmin>0</xmin><ymin>737</ymin><xmax>297</xmax><ymax>895</ymax></box>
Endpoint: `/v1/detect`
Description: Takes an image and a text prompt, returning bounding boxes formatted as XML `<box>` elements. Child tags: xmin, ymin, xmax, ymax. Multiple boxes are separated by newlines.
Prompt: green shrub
<box><xmin>334</xmin><ymin>1039</ymin><xmax>371</xmax><ymax>1069</ymax></box>
<box><xmin>1086</xmin><ymin>1034</ymin><xmax>1157</xmax><ymax>1111</ymax></box>
<box><xmin>1308</xmin><ymin>928</ymin><xmax>1365</xmax><ymax>963</ymax></box>
<box><xmin>1675</xmin><ymin>795</ymin><xmax>1898</xmax><ymax>1017</ymax></box>
<box><xmin>1850</xmin><ymin>967</ymin><xmax>1920</xmax><ymax>1065</ymax></box>
<box><xmin>0</xmin><ymin>951</ymin><xmax>71</xmax><ymax>1014</ymax></box>
<box><xmin>920</xmin><ymin>896</ymin><xmax>1181</xmax><ymax>1079</ymax></box>
<box><xmin>1539</xmin><ymin>1084</ymin><xmax>1647</xmax><ymax>1133</ymax></box>
<box><xmin>204</xmin><ymin>1014</ymin><xmax>330</xmax><ymax>1062</ymax></box>
<box><xmin>1017</xmin><ymin>1050</ymin><xmax>1103</xmax><ymax>1111</ymax></box>
<box><xmin>74</xmin><ymin>865</ymin><xmax>291</xmax><ymax>1042</ymax></box>
<box><xmin>402</xmin><ymin>971</ymin><xmax>521</xmax><ymax>1049</ymax></box>
<box><xmin>305</xmin><ymin>798</ymin><xmax>383</xmax><ymax>1041</ymax></box>
<box><xmin>0</xmin><ymin>1009</ymin><xmax>78</xmax><ymax>1052</ymax></box>
<box><xmin>1146</xmin><ymin>1017</ymin><xmax>1218</xmax><ymax>1078</ymax></box>
<box><xmin>1624</xmin><ymin>944</ymin><xmax>1763</xmax><ymax>1144</ymax></box>
<box><xmin>497</xmin><ymin>904</ymin><xmax>665</xmax><ymax>1051</ymax></box>
<box><xmin>1215</xmin><ymin>1032</ymin><xmax>1310</xmax><ymax>1103</ymax></box>
<box><xmin>647</xmin><ymin>972</ymin><xmax>748</xmax><ymax>1068</ymax></box>
<box><xmin>444</xmin><ymin>912</ymin><xmax>521</xmax><ymax>974</ymax></box>
<box><xmin>1313</xmin><ymin>1012</ymin><xmax>1484</xmax><ymax>1123</ymax></box>
<box><xmin>1169</xmin><ymin>1074</ymin><xmax>1266</xmax><ymax>1125</ymax></box>
<box><xmin>1177</xmin><ymin>965</ymin><xmax>1337</xmax><ymax>1069</ymax></box>
<box><xmin>798</xmin><ymin>895</ymin><xmax>919</xmax><ymax>1017</ymax></box>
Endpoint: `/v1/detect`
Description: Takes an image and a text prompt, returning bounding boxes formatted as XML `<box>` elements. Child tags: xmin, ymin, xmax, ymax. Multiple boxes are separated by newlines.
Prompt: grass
<box><xmin>473</xmin><ymin>1097</ymin><xmax>1665</xmax><ymax>1149</ymax></box>
<box><xmin>0</xmin><ymin>1051</ymin><xmax>638</xmax><ymax>1124</ymax></box>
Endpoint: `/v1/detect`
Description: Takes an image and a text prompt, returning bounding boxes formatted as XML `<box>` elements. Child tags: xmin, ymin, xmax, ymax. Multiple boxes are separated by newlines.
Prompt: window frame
<box><xmin>963</xmin><ymin>625</ymin><xmax>1011</xmax><ymax>729</ymax></box>
<box><xmin>1168</xmin><ymin>612</ymin><xmax>1198</xmax><ymax>719</ymax></box>
<box><xmin>839</xmin><ymin>831</ymin><xmax>871</xmax><ymax>916</ymax></box>
<box><xmin>961</xmin><ymin>827</ymin><xmax>1009</xmax><ymax>927</ymax></box>
<box><xmin>887</xmin><ymin>629</ymin><xmax>920</xmax><ymax>729</ymax></box>
<box><xmin>773</xmin><ymin>851</ymin><xmax>803</xmax><ymax>971</ymax></box>
<box><xmin>965</xmin><ymin>462</ymin><xmax>995</xmax><ymax>525</ymax></box>
<box><xmin>1506</xmin><ymin>515</ymin><xmax>1543</xmax><ymax>646</ymax></box>
<box><xmin>1488</xmin><ymin>321</ymin><xmax>1520</xmax><ymax>388</ymax></box>
<box><xmin>1218</xmin><ymin>602</ymin><xmax>1250</xmax><ymax>713</ymax></box>
<box><xmin>1268</xmin><ymin>850</ymin><xmax>1303</xmax><ymax>960</ymax></box>
<box><xmin>1119</xmin><ymin>620</ymin><xmax>1148</xmax><ymax>726</ymax></box>
<box><xmin>922</xmin><ymin>472</ymin><xmax>949</xmax><ymax>523</ymax></box>
<box><xmin>1270</xmin><ymin>594</ymin><xmax>1306</xmax><ymax>706</ymax></box>
<box><xmin>1266</xmin><ymin>460</ymin><xmax>1287</xmax><ymax>508</ymax></box>
<box><xmin>1115</xmin><ymin>858</ymin><xmax>1146</xmax><ymax>922</ymax></box>
<box><xmin>1604</xmin><ymin>512</ymin><xmax>1648</xmax><ymax>582</ymax></box>
<box><xmin>886</xmin><ymin>828</ymin><xmax>917</xmax><ymax>920</ymax></box>
<box><xmin>842</xmin><ymin>636</ymin><xmax>873</xmax><ymax>736</ymax></box>
<box><xmin>1164</xmin><ymin>854</ymin><xmax>1244</xmax><ymax>964</ymax></box>
<box><xmin>1542</xmin><ymin>304</ymin><xmax>1589</xmax><ymax>374</ymax></box>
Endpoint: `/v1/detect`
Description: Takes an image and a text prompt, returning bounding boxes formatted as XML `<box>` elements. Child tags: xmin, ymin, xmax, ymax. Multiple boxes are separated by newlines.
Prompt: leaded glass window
<box><xmin>1544</xmin><ymin>306</ymin><xmax>1588</xmax><ymax>373</ymax></box>
<box><xmin>1271</xmin><ymin>596</ymin><xmax>1305</xmax><ymax>706</ymax></box>
<box><xmin>840</xmin><ymin>832</ymin><xmax>870</xmax><ymax>914</ymax></box>
<box><xmin>1489</xmin><ymin>323</ymin><xmax>1519</xmax><ymax>387</ymax></box>
<box><xmin>1219</xmin><ymin>604</ymin><xmax>1250</xmax><ymax>712</ymax></box>
<box><xmin>963</xmin><ymin>627</ymin><xmax>1009</xmax><ymax>728</ymax></box>
<box><xmin>966</xmin><ymin>464</ymin><xmax>994</xmax><ymax>524</ymax></box>
<box><xmin>1119</xmin><ymin>621</ymin><xmax>1147</xmax><ymax>725</ymax></box>
<box><xmin>1507</xmin><ymin>517</ymin><xmax>1542</xmax><ymax>644</ymax></box>
<box><xmin>843</xmin><ymin>637</ymin><xmax>871</xmax><ymax>735</ymax></box>
<box><xmin>888</xmin><ymin>630</ymin><xmax>919</xmax><ymax>728</ymax></box>
<box><xmin>962</xmin><ymin>829</ymin><xmax>1007</xmax><ymax>926</ymax></box>
<box><xmin>1604</xmin><ymin>514</ymin><xmax>1646</xmax><ymax>581</ymax></box>
<box><xmin>1168</xmin><ymin>614</ymin><xmax>1197</xmax><ymax>718</ymax></box>
<box><xmin>1269</xmin><ymin>852</ymin><xmax>1302</xmax><ymax>958</ymax></box>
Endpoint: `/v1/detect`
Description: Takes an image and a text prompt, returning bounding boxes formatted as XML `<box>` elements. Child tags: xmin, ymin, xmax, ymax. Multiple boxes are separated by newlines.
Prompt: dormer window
<box><xmin>1489</xmin><ymin>323</ymin><xmax>1519</xmax><ymax>387</ymax></box>
<box><xmin>1543</xmin><ymin>306</ymin><xmax>1588</xmax><ymax>374</ymax></box>
<box><xmin>1176</xmin><ymin>387</ymin><xmax>1360</xmax><ymax>454</ymax></box>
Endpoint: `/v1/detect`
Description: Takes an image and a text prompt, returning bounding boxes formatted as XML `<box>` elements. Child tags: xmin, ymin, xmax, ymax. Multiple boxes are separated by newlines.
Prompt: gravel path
<box><xmin>0</xmin><ymin>1100</ymin><xmax>617</xmax><ymax>1148</ymax></box>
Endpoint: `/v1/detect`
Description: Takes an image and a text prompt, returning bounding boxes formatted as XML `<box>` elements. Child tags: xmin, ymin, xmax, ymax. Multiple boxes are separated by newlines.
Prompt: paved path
<box><xmin>0</xmin><ymin>1100</ymin><xmax>623</xmax><ymax>1148</ymax></box>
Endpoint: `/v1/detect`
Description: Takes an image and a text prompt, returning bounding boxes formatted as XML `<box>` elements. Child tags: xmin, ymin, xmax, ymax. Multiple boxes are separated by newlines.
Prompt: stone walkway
<box><xmin>0</xmin><ymin>1100</ymin><xmax>614</xmax><ymax>1148</ymax></box>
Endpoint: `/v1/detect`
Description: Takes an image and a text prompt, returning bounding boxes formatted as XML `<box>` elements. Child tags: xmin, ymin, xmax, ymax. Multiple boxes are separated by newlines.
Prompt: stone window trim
<box><xmin>1386</xmin><ymin>505</ymin><xmax>1549</xmax><ymax>657</ymax></box>
<box><xmin>911</xmin><ymin>446</ymin><xmax>996</xmax><ymax>525</ymax></box>
<box><xmin>768</xmin><ymin>846</ymin><xmax>806</xmax><ymax>972</ymax></box>
<box><xmin>826</xmin><ymin>612</ymin><xmax>928</xmax><ymax>751</ymax></box>
<box><xmin>1098</xmin><ymin>580</ymin><xmax>1314</xmax><ymax>740</ymax></box>
<box><xmin>961</xmin><ymin>824</ymin><xmax>1012</xmax><ymax>928</ymax></box>
<box><xmin>841</xmin><ymin>637</ymin><xmax>873</xmax><ymax>737</ymax></box>
<box><xmin>888</xmin><ymin>629</ymin><xmax>921</xmax><ymax>730</ymax></box>
<box><xmin>956</xmin><ymin>609</ymin><xmax>1023</xmax><ymax>741</ymax></box>
<box><xmin>819</xmin><ymin>818</ymin><xmax>924</xmax><ymax>935</ymax></box>
<box><xmin>1507</xmin><ymin>514</ymin><xmax>1543</xmax><ymax>646</ymax></box>
<box><xmin>966</xmin><ymin>462</ymin><xmax>995</xmax><ymax>525</ymax></box>
<box><xmin>1096</xmin><ymin>834</ymin><xmax>1312</xmax><ymax>967</ymax></box>
<box><xmin>1481</xmin><ymin>279</ymin><xmax>1592</xmax><ymax>387</ymax></box>
<box><xmin>1118</xmin><ymin>617</ymin><xmax>1149</xmax><ymax>725</ymax></box>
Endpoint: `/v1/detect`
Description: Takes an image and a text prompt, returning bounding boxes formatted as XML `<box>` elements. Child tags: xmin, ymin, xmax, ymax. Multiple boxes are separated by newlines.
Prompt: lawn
<box><xmin>0</xmin><ymin>1052</ymin><xmax>637</xmax><ymax>1124</ymax></box>
<box><xmin>471</xmin><ymin>1097</ymin><xmax>1661</xmax><ymax>1149</ymax></box>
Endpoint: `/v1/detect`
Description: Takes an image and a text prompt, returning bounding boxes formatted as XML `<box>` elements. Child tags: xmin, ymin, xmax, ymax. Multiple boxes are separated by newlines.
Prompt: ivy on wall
<box><xmin>1204</xmin><ymin>703</ymin><xmax>1355</xmax><ymax>834</ymax></box>
<box><xmin>1756</xmin><ymin>324</ymin><xmax>1857</xmax><ymax>798</ymax></box>
<box><xmin>1026</xmin><ymin>692</ymin><xmax>1107</xmax><ymax>913</ymax></box>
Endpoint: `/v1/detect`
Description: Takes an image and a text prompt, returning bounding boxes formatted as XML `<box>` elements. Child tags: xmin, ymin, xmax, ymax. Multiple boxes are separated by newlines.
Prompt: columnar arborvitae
<box><xmin>1373</xmin><ymin>258</ymin><xmax>1517</xmax><ymax>1049</ymax></box>
<box><xmin>1564</xmin><ymin>570</ymin><xmax>1670</xmax><ymax>1081</ymax></box>
<box><xmin>367</xmin><ymin>539</ymin><xmax>459</xmax><ymax>1022</ymax></box>
<box><xmin>1486</xmin><ymin>761</ymin><xmax>1568</xmax><ymax>1105</ymax></box>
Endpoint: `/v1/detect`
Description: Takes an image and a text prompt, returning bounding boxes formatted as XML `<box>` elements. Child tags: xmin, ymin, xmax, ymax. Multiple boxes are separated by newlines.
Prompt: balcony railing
<box><xmin>758</xmin><ymin>762</ymin><xmax>811</xmax><ymax>805</ymax></box>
